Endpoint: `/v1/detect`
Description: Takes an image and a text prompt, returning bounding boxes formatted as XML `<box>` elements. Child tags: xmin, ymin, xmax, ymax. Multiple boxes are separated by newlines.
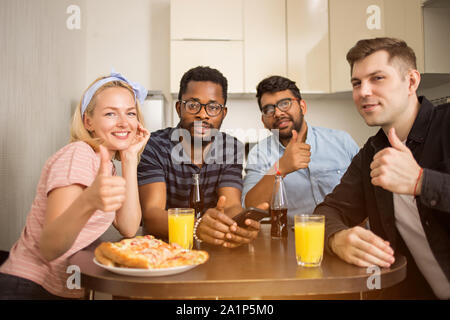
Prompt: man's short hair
<box><xmin>256</xmin><ymin>76</ymin><xmax>302</xmax><ymax>109</ymax></box>
<box><xmin>178</xmin><ymin>66</ymin><xmax>228</xmax><ymax>104</ymax></box>
<box><xmin>346</xmin><ymin>37</ymin><xmax>417</xmax><ymax>76</ymax></box>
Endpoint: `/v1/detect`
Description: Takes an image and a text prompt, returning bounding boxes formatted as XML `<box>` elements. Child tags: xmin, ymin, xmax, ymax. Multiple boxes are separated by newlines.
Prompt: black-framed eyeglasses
<box><xmin>179</xmin><ymin>100</ymin><xmax>225</xmax><ymax>117</ymax></box>
<box><xmin>261</xmin><ymin>98</ymin><xmax>300</xmax><ymax>118</ymax></box>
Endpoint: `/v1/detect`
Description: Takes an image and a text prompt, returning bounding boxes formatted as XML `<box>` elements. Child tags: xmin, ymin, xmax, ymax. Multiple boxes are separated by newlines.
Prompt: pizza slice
<box><xmin>96</xmin><ymin>235</ymin><xmax>182</xmax><ymax>269</ymax></box>
<box><xmin>95</xmin><ymin>235</ymin><xmax>209</xmax><ymax>269</ymax></box>
<box><xmin>158</xmin><ymin>250</ymin><xmax>209</xmax><ymax>268</ymax></box>
<box><xmin>94</xmin><ymin>246</ymin><xmax>116</xmax><ymax>267</ymax></box>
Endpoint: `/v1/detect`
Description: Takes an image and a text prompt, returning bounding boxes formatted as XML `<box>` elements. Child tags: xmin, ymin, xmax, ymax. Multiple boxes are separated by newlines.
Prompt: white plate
<box><xmin>93</xmin><ymin>258</ymin><xmax>198</xmax><ymax>277</ymax></box>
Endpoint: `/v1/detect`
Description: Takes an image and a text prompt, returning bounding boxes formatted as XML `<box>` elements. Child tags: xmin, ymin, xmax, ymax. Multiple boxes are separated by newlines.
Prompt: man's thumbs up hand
<box><xmin>370</xmin><ymin>127</ymin><xmax>422</xmax><ymax>195</ymax></box>
<box><xmin>388</xmin><ymin>128</ymin><xmax>409</xmax><ymax>152</ymax></box>
<box><xmin>290</xmin><ymin>129</ymin><xmax>298</xmax><ymax>144</ymax></box>
<box><xmin>277</xmin><ymin>130</ymin><xmax>311</xmax><ymax>176</ymax></box>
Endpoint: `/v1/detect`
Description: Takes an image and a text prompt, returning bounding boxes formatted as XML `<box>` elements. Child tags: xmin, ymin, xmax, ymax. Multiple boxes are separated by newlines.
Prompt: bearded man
<box><xmin>243</xmin><ymin>76</ymin><xmax>359</xmax><ymax>224</ymax></box>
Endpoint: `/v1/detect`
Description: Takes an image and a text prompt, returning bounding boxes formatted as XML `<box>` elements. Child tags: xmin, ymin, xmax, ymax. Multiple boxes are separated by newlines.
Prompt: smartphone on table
<box><xmin>232</xmin><ymin>207</ymin><xmax>270</xmax><ymax>228</ymax></box>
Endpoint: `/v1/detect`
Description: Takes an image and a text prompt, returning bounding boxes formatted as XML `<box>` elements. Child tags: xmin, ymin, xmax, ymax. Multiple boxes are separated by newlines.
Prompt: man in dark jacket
<box><xmin>314</xmin><ymin>37</ymin><xmax>449</xmax><ymax>299</ymax></box>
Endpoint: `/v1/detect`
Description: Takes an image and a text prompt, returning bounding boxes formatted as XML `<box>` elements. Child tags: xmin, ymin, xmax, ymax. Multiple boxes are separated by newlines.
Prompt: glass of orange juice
<box><xmin>295</xmin><ymin>215</ymin><xmax>325</xmax><ymax>267</ymax></box>
<box><xmin>168</xmin><ymin>208</ymin><xmax>195</xmax><ymax>250</ymax></box>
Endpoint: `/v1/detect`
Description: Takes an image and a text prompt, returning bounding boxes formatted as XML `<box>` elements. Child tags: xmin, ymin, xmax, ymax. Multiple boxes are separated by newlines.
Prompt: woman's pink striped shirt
<box><xmin>0</xmin><ymin>141</ymin><xmax>115</xmax><ymax>298</ymax></box>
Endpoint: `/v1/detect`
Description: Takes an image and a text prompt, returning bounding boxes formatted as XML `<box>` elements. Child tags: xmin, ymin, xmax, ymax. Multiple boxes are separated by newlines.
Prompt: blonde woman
<box><xmin>0</xmin><ymin>71</ymin><xmax>150</xmax><ymax>299</ymax></box>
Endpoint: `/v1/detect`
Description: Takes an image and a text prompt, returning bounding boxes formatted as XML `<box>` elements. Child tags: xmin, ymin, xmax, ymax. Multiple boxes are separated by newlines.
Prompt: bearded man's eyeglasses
<box><xmin>261</xmin><ymin>98</ymin><xmax>300</xmax><ymax>118</ymax></box>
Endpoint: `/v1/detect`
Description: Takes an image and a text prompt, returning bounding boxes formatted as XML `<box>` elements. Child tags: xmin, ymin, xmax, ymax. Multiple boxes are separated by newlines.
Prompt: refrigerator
<box><xmin>141</xmin><ymin>91</ymin><xmax>167</xmax><ymax>132</ymax></box>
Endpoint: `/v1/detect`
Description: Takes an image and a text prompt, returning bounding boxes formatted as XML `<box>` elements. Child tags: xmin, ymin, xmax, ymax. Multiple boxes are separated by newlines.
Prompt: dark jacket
<box><xmin>314</xmin><ymin>97</ymin><xmax>450</xmax><ymax>295</ymax></box>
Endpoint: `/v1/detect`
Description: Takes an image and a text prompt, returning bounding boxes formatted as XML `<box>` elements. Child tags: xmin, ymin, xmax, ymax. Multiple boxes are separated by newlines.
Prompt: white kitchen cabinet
<box><xmin>287</xmin><ymin>0</ymin><xmax>330</xmax><ymax>93</ymax></box>
<box><xmin>170</xmin><ymin>40</ymin><xmax>244</xmax><ymax>94</ymax></box>
<box><xmin>329</xmin><ymin>0</ymin><xmax>424</xmax><ymax>92</ymax></box>
<box><xmin>170</xmin><ymin>0</ymin><xmax>285</xmax><ymax>94</ymax></box>
<box><xmin>384</xmin><ymin>0</ymin><xmax>424</xmax><ymax>73</ymax></box>
<box><xmin>329</xmin><ymin>0</ymin><xmax>385</xmax><ymax>92</ymax></box>
<box><xmin>243</xmin><ymin>0</ymin><xmax>286</xmax><ymax>93</ymax></box>
<box><xmin>170</xmin><ymin>0</ymin><xmax>243</xmax><ymax>40</ymax></box>
<box><xmin>170</xmin><ymin>0</ymin><xmax>427</xmax><ymax>95</ymax></box>
<box><xmin>423</xmin><ymin>6</ymin><xmax>450</xmax><ymax>73</ymax></box>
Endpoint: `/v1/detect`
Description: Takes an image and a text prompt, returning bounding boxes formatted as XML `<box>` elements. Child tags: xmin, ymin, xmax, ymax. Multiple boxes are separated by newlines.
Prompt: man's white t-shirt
<box><xmin>393</xmin><ymin>192</ymin><xmax>450</xmax><ymax>299</ymax></box>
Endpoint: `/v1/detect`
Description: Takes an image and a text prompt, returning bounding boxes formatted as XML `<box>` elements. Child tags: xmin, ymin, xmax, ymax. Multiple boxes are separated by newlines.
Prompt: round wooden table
<box><xmin>69</xmin><ymin>225</ymin><xmax>406</xmax><ymax>299</ymax></box>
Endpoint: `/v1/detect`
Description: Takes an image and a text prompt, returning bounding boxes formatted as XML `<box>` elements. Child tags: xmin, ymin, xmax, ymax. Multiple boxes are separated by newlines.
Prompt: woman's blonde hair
<box><xmin>70</xmin><ymin>76</ymin><xmax>146</xmax><ymax>160</ymax></box>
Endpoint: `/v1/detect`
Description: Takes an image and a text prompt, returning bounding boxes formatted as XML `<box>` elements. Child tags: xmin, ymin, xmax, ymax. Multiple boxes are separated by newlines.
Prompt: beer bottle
<box><xmin>189</xmin><ymin>173</ymin><xmax>203</xmax><ymax>219</ymax></box>
<box><xmin>270</xmin><ymin>174</ymin><xmax>288</xmax><ymax>239</ymax></box>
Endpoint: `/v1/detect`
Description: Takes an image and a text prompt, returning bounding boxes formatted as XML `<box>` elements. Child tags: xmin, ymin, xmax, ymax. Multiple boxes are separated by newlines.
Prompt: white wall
<box><xmin>85</xmin><ymin>0</ymin><xmax>152</xmax><ymax>89</ymax></box>
<box><xmin>149</xmin><ymin>0</ymin><xmax>172</xmax><ymax>126</ymax></box>
<box><xmin>84</xmin><ymin>0</ymin><xmax>174</xmax><ymax>128</ymax></box>
<box><xmin>0</xmin><ymin>0</ymin><xmax>86</xmax><ymax>251</ymax></box>
<box><xmin>221</xmin><ymin>99</ymin><xmax>268</xmax><ymax>143</ymax></box>
<box><xmin>0</xmin><ymin>0</ymin><xmax>159</xmax><ymax>251</ymax></box>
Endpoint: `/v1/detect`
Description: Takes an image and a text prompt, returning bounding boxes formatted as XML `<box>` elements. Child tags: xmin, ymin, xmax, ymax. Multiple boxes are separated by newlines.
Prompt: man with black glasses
<box><xmin>244</xmin><ymin>76</ymin><xmax>359</xmax><ymax>225</ymax></box>
<box><xmin>138</xmin><ymin>66</ymin><xmax>267</xmax><ymax>248</ymax></box>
